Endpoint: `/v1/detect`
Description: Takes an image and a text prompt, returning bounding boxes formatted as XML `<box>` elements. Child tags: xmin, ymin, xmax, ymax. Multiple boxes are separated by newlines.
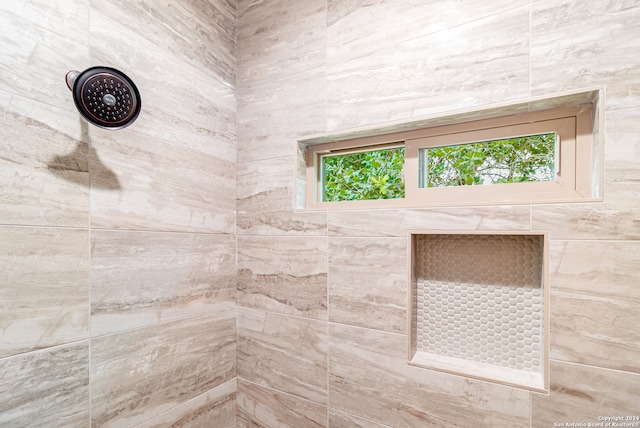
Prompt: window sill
<box><xmin>297</xmin><ymin>86</ymin><xmax>604</xmax><ymax>211</ymax></box>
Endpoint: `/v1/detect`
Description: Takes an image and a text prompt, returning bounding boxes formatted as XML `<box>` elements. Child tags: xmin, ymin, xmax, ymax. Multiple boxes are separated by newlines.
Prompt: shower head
<box><xmin>65</xmin><ymin>66</ymin><xmax>141</xmax><ymax>130</ymax></box>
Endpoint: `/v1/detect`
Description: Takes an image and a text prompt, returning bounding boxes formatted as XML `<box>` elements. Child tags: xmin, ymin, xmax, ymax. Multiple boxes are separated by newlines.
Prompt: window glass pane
<box><xmin>419</xmin><ymin>133</ymin><xmax>556</xmax><ymax>188</ymax></box>
<box><xmin>322</xmin><ymin>146</ymin><xmax>405</xmax><ymax>201</ymax></box>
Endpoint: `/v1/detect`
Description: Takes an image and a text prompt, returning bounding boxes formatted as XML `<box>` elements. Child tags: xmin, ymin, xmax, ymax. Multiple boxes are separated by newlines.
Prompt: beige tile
<box><xmin>0</xmin><ymin>0</ymin><xmax>89</xmax><ymax>112</ymax></box>
<box><xmin>549</xmin><ymin>240</ymin><xmax>640</xmax><ymax>373</ymax></box>
<box><xmin>237</xmin><ymin>0</ymin><xmax>326</xmax><ymax>88</ymax></box>
<box><xmin>532</xmin><ymin>108</ymin><xmax>640</xmax><ymax>240</ymax></box>
<box><xmin>238</xmin><ymin>308</ymin><xmax>328</xmax><ymax>404</ymax></box>
<box><xmin>329</xmin><ymin>324</ymin><xmax>530</xmax><ymax>427</ymax></box>
<box><xmin>137</xmin><ymin>379</ymin><xmax>236</xmax><ymax>428</ymax></box>
<box><xmin>329</xmin><ymin>237</ymin><xmax>407</xmax><ymax>334</ymax></box>
<box><xmin>531</xmin><ymin>196</ymin><xmax>640</xmax><ymax>240</ymax></box>
<box><xmin>90</xmin><ymin>308</ymin><xmax>236</xmax><ymax>427</ymax></box>
<box><xmin>328</xmin><ymin>206</ymin><xmax>531</xmax><ymax>237</ymax></box>
<box><xmin>301</xmin><ymin>93</ymin><xmax>562</xmax><ymax>146</ymax></box>
<box><xmin>89</xmin><ymin>10</ymin><xmax>236</xmax><ymax>162</ymax></box>
<box><xmin>0</xmin><ymin>226</ymin><xmax>89</xmax><ymax>358</ymax></box>
<box><xmin>91</xmin><ymin>230</ymin><xmax>236</xmax><ymax>336</ymax></box>
<box><xmin>531</xmin><ymin>1</ymin><xmax>640</xmax><ymax>110</ymax></box>
<box><xmin>90</xmin><ymin>0</ymin><xmax>236</xmax><ymax>86</ymax></box>
<box><xmin>0</xmin><ymin>342</ymin><xmax>90</xmax><ymax>428</ymax></box>
<box><xmin>237</xmin><ymin>69</ymin><xmax>326</xmax><ymax>163</ymax></box>
<box><xmin>326</xmin><ymin>5</ymin><xmax>530</xmax><ymax>131</ymax></box>
<box><xmin>0</xmin><ymin>93</ymin><xmax>89</xmax><ymax>227</ymax></box>
<box><xmin>532</xmin><ymin>360</ymin><xmax>640</xmax><ymax>425</ymax></box>
<box><xmin>237</xmin><ymin>236</ymin><xmax>328</xmax><ymax>319</ymax></box>
<box><xmin>237</xmin><ymin>380</ymin><xmax>327</xmax><ymax>428</ymax></box>
<box><xmin>605</xmin><ymin>108</ymin><xmax>640</xmax><ymax>184</ymax></box>
<box><xmin>237</xmin><ymin>157</ymin><xmax>327</xmax><ymax>235</ymax></box>
<box><xmin>328</xmin><ymin>0</ymin><xmax>529</xmax><ymax>63</ymax></box>
<box><xmin>329</xmin><ymin>410</ymin><xmax>390</xmax><ymax>428</ymax></box>
<box><xmin>89</xmin><ymin>127</ymin><xmax>235</xmax><ymax>233</ymax></box>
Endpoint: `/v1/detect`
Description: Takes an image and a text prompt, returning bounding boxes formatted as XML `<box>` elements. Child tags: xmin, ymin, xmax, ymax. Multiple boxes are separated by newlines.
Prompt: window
<box><xmin>303</xmin><ymin>100</ymin><xmax>599</xmax><ymax>209</ymax></box>
<box><xmin>404</xmin><ymin>110</ymin><xmax>582</xmax><ymax>205</ymax></box>
<box><xmin>321</xmin><ymin>144</ymin><xmax>405</xmax><ymax>202</ymax></box>
<box><xmin>418</xmin><ymin>133</ymin><xmax>556</xmax><ymax>188</ymax></box>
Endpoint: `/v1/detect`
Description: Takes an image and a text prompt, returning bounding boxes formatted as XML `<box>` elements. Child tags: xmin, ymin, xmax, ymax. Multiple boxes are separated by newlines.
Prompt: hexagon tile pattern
<box><xmin>414</xmin><ymin>234</ymin><xmax>544</xmax><ymax>373</ymax></box>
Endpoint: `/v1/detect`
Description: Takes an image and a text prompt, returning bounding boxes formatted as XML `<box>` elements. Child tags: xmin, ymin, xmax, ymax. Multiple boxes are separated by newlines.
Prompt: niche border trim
<box><xmin>407</xmin><ymin>230</ymin><xmax>549</xmax><ymax>393</ymax></box>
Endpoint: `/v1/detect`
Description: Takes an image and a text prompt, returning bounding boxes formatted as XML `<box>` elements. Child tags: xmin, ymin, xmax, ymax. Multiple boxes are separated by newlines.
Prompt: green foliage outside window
<box><xmin>421</xmin><ymin>133</ymin><xmax>556</xmax><ymax>187</ymax></box>
<box><xmin>322</xmin><ymin>147</ymin><xmax>405</xmax><ymax>201</ymax></box>
<box><xmin>321</xmin><ymin>133</ymin><xmax>555</xmax><ymax>202</ymax></box>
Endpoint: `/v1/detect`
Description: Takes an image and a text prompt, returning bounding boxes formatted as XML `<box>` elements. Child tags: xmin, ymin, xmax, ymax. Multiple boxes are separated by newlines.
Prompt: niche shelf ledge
<box><xmin>408</xmin><ymin>231</ymin><xmax>549</xmax><ymax>393</ymax></box>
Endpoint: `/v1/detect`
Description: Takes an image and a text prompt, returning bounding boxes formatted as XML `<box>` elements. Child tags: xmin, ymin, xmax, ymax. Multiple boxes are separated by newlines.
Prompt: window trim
<box><xmin>304</xmin><ymin>103</ymin><xmax>597</xmax><ymax>210</ymax></box>
<box><xmin>404</xmin><ymin>107</ymin><xmax>583</xmax><ymax>206</ymax></box>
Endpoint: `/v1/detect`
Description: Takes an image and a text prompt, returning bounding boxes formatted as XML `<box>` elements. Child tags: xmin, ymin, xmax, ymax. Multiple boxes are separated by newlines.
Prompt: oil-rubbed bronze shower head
<box><xmin>66</xmin><ymin>66</ymin><xmax>141</xmax><ymax>130</ymax></box>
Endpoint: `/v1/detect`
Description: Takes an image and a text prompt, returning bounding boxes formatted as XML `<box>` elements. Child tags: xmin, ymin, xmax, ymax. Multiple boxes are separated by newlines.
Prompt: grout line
<box><xmin>530</xmin><ymin>389</ymin><xmax>533</xmax><ymax>428</ymax></box>
<box><xmin>548</xmin><ymin>358</ymin><xmax>640</xmax><ymax>377</ymax></box>
<box><xmin>0</xmin><ymin>338</ymin><xmax>90</xmax><ymax>362</ymax></box>
<box><xmin>325</xmin><ymin>224</ymin><xmax>331</xmax><ymax>427</ymax></box>
<box><xmin>87</xmin><ymin>12</ymin><xmax>94</xmax><ymax>417</ymax></box>
<box><xmin>529</xmin><ymin>0</ymin><xmax>533</xmax><ymax>99</ymax></box>
<box><xmin>237</xmin><ymin>378</ymin><xmax>329</xmax><ymax>410</ymax></box>
<box><xmin>89</xmin><ymin>306</ymin><xmax>236</xmax><ymax>341</ymax></box>
<box><xmin>88</xmin><ymin>215</ymin><xmax>93</xmax><ymax>427</ymax></box>
<box><xmin>236</xmin><ymin>305</ymin><xmax>407</xmax><ymax>338</ymax></box>
<box><xmin>0</xmin><ymin>222</ymin><xmax>238</xmax><ymax>237</ymax></box>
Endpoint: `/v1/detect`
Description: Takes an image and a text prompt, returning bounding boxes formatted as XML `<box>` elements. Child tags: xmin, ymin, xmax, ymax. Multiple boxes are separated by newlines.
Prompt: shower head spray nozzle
<box><xmin>66</xmin><ymin>66</ymin><xmax>141</xmax><ymax>130</ymax></box>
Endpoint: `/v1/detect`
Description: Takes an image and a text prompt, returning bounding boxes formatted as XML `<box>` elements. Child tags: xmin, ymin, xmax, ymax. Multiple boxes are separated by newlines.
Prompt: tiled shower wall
<box><xmin>0</xmin><ymin>1</ymin><xmax>237</xmax><ymax>426</ymax></box>
<box><xmin>236</xmin><ymin>0</ymin><xmax>640</xmax><ymax>427</ymax></box>
<box><xmin>2</xmin><ymin>0</ymin><xmax>640</xmax><ymax>427</ymax></box>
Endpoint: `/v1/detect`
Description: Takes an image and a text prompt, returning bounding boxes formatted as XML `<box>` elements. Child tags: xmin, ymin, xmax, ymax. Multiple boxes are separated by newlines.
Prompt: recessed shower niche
<box><xmin>408</xmin><ymin>231</ymin><xmax>548</xmax><ymax>392</ymax></box>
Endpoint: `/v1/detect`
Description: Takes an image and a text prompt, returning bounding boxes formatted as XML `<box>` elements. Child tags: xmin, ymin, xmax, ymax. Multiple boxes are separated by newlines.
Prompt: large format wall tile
<box><xmin>549</xmin><ymin>240</ymin><xmax>640</xmax><ymax>373</ymax></box>
<box><xmin>326</xmin><ymin>5</ymin><xmax>530</xmax><ymax>131</ymax></box>
<box><xmin>532</xmin><ymin>108</ymin><xmax>640</xmax><ymax>240</ymax></box>
<box><xmin>531</xmin><ymin>195</ymin><xmax>640</xmax><ymax>241</ymax></box>
<box><xmin>532</xmin><ymin>360</ymin><xmax>640</xmax><ymax>426</ymax></box>
<box><xmin>89</xmin><ymin>9</ymin><xmax>237</xmax><ymax>162</ymax></box>
<box><xmin>531</xmin><ymin>0</ymin><xmax>640</xmax><ymax>110</ymax></box>
<box><xmin>329</xmin><ymin>324</ymin><xmax>530</xmax><ymax>427</ymax></box>
<box><xmin>237</xmin><ymin>0</ymin><xmax>326</xmax><ymax>88</ymax></box>
<box><xmin>1</xmin><ymin>1</ymin><xmax>239</xmax><ymax>427</ymax></box>
<box><xmin>329</xmin><ymin>237</ymin><xmax>407</xmax><ymax>334</ymax></box>
<box><xmin>137</xmin><ymin>379</ymin><xmax>236</xmax><ymax>428</ymax></box>
<box><xmin>328</xmin><ymin>206</ymin><xmax>531</xmax><ymax>237</ymax></box>
<box><xmin>91</xmin><ymin>230</ymin><xmax>235</xmax><ymax>336</ymax></box>
<box><xmin>90</xmin><ymin>0</ymin><xmax>236</xmax><ymax>86</ymax></box>
<box><xmin>605</xmin><ymin>108</ymin><xmax>640</xmax><ymax>185</ymax></box>
<box><xmin>329</xmin><ymin>410</ymin><xmax>390</xmax><ymax>428</ymax></box>
<box><xmin>0</xmin><ymin>342</ymin><xmax>89</xmax><ymax>428</ymax></box>
<box><xmin>237</xmin><ymin>380</ymin><xmax>327</xmax><ymax>428</ymax></box>
<box><xmin>0</xmin><ymin>226</ymin><xmax>88</xmax><ymax>358</ymax></box>
<box><xmin>0</xmin><ymin>93</ymin><xmax>89</xmax><ymax>227</ymax></box>
<box><xmin>237</xmin><ymin>236</ymin><xmax>328</xmax><ymax>319</ymax></box>
<box><xmin>327</xmin><ymin>0</ymin><xmax>529</xmax><ymax>63</ymax></box>
<box><xmin>90</xmin><ymin>308</ymin><xmax>236</xmax><ymax>427</ymax></box>
<box><xmin>90</xmin><ymin>127</ymin><xmax>235</xmax><ymax>233</ymax></box>
<box><xmin>0</xmin><ymin>0</ymin><xmax>89</xmax><ymax>112</ymax></box>
<box><xmin>237</xmin><ymin>157</ymin><xmax>327</xmax><ymax>236</ymax></box>
<box><xmin>238</xmin><ymin>308</ymin><xmax>328</xmax><ymax>404</ymax></box>
<box><xmin>237</xmin><ymin>68</ymin><xmax>326</xmax><ymax>163</ymax></box>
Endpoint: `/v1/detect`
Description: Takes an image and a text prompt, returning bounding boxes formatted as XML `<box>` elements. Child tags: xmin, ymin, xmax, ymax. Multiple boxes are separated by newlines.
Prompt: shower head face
<box><xmin>68</xmin><ymin>66</ymin><xmax>141</xmax><ymax>130</ymax></box>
